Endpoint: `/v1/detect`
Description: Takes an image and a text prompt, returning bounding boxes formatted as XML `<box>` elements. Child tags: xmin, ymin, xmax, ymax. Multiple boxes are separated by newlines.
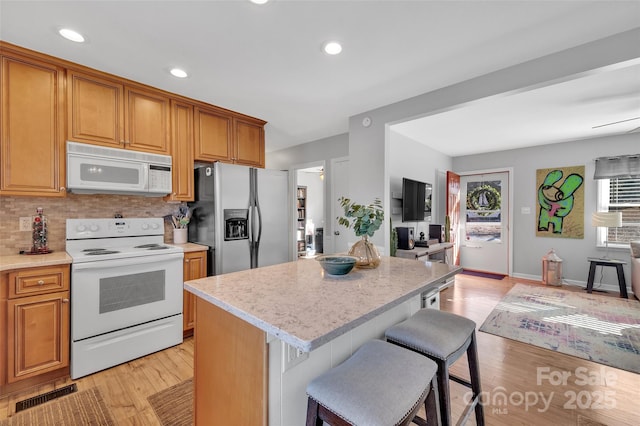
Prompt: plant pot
<box><xmin>348</xmin><ymin>235</ymin><xmax>381</xmax><ymax>269</ymax></box>
<box><xmin>173</xmin><ymin>228</ymin><xmax>188</xmax><ymax>244</ymax></box>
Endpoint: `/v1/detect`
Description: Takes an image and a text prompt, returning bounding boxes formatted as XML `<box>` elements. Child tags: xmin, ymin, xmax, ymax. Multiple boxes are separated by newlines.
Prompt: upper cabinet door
<box><xmin>166</xmin><ymin>100</ymin><xmax>194</xmax><ymax>202</ymax></box>
<box><xmin>194</xmin><ymin>106</ymin><xmax>233</xmax><ymax>162</ymax></box>
<box><xmin>234</xmin><ymin>118</ymin><xmax>264</xmax><ymax>168</ymax></box>
<box><xmin>1</xmin><ymin>54</ymin><xmax>66</xmax><ymax>196</ymax></box>
<box><xmin>67</xmin><ymin>71</ymin><xmax>124</xmax><ymax>147</ymax></box>
<box><xmin>125</xmin><ymin>87</ymin><xmax>170</xmax><ymax>154</ymax></box>
<box><xmin>68</xmin><ymin>71</ymin><xmax>170</xmax><ymax>154</ymax></box>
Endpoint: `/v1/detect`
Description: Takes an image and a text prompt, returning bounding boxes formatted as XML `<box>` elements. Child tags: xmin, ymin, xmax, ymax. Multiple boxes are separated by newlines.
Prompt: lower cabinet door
<box><xmin>183</xmin><ymin>251</ymin><xmax>207</xmax><ymax>334</ymax></box>
<box><xmin>7</xmin><ymin>291</ymin><xmax>70</xmax><ymax>382</ymax></box>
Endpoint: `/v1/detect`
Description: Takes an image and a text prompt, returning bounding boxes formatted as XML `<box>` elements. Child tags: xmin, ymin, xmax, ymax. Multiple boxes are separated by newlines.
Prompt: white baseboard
<box><xmin>510</xmin><ymin>272</ymin><xmax>633</xmax><ymax>296</ymax></box>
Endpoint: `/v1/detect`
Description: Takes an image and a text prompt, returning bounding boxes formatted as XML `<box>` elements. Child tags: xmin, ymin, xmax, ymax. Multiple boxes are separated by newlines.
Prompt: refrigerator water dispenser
<box><xmin>224</xmin><ymin>209</ymin><xmax>249</xmax><ymax>241</ymax></box>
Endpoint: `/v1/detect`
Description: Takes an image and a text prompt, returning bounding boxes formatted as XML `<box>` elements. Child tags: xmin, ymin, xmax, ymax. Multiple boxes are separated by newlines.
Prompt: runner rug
<box><xmin>0</xmin><ymin>388</ymin><xmax>115</xmax><ymax>426</ymax></box>
<box><xmin>479</xmin><ymin>283</ymin><xmax>640</xmax><ymax>374</ymax></box>
<box><xmin>148</xmin><ymin>378</ymin><xmax>193</xmax><ymax>426</ymax></box>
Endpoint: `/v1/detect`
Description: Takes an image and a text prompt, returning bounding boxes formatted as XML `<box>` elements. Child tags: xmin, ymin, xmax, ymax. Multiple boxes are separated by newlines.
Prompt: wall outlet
<box><xmin>282</xmin><ymin>342</ymin><xmax>309</xmax><ymax>372</ymax></box>
<box><xmin>19</xmin><ymin>217</ymin><xmax>32</xmax><ymax>231</ymax></box>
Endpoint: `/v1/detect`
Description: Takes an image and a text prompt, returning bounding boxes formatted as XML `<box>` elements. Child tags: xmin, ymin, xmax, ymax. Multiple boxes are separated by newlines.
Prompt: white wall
<box><xmin>389</xmin><ymin>131</ymin><xmax>453</xmax><ymax>241</ymax></box>
<box><xmin>268</xmin><ymin>133</ymin><xmax>348</xmax><ymax>249</ymax></box>
<box><xmin>265</xmin><ymin>28</ymin><xmax>640</xmax><ymax>286</ymax></box>
<box><xmin>347</xmin><ymin>28</ymin><xmax>640</xmax><ymax>254</ymax></box>
<box><xmin>453</xmin><ymin>133</ymin><xmax>639</xmax><ymax>286</ymax></box>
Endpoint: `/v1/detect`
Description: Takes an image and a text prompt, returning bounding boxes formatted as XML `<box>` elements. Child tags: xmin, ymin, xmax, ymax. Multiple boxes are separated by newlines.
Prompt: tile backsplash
<box><xmin>0</xmin><ymin>194</ymin><xmax>181</xmax><ymax>256</ymax></box>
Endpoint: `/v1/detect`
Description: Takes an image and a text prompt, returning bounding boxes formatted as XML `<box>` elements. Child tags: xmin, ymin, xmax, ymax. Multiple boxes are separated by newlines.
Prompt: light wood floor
<box><xmin>1</xmin><ymin>275</ymin><xmax>638</xmax><ymax>425</ymax></box>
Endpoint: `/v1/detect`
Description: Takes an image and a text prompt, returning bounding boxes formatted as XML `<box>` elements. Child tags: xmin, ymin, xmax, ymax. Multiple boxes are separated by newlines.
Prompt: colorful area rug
<box><xmin>0</xmin><ymin>388</ymin><xmax>114</xmax><ymax>426</ymax></box>
<box><xmin>480</xmin><ymin>284</ymin><xmax>640</xmax><ymax>374</ymax></box>
<box><xmin>148</xmin><ymin>378</ymin><xmax>193</xmax><ymax>426</ymax></box>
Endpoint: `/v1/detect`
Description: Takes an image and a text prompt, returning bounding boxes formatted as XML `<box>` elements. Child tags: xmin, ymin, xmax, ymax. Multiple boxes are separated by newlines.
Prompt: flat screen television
<box><xmin>402</xmin><ymin>177</ymin><xmax>426</xmax><ymax>222</ymax></box>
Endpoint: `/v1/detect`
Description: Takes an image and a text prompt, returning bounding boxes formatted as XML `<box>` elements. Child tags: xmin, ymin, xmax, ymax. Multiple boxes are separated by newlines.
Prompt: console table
<box><xmin>586</xmin><ymin>258</ymin><xmax>628</xmax><ymax>298</ymax></box>
<box><xmin>396</xmin><ymin>242</ymin><xmax>454</xmax><ymax>263</ymax></box>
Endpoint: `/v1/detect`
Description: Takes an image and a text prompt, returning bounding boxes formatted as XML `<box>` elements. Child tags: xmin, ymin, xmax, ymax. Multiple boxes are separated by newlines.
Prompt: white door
<box><xmin>331</xmin><ymin>157</ymin><xmax>350</xmax><ymax>254</ymax></box>
<box><xmin>460</xmin><ymin>171</ymin><xmax>509</xmax><ymax>274</ymax></box>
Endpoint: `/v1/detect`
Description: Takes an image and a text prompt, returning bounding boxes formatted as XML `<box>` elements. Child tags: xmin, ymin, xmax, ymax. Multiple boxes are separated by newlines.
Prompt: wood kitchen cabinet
<box><xmin>68</xmin><ymin>70</ymin><xmax>170</xmax><ymax>154</ymax></box>
<box><xmin>166</xmin><ymin>100</ymin><xmax>194</xmax><ymax>202</ymax></box>
<box><xmin>194</xmin><ymin>105</ymin><xmax>265</xmax><ymax>168</ymax></box>
<box><xmin>0</xmin><ymin>50</ymin><xmax>66</xmax><ymax>197</ymax></box>
<box><xmin>1</xmin><ymin>265</ymin><xmax>70</xmax><ymax>396</ymax></box>
<box><xmin>183</xmin><ymin>250</ymin><xmax>207</xmax><ymax>336</ymax></box>
<box><xmin>234</xmin><ymin>117</ymin><xmax>265</xmax><ymax>167</ymax></box>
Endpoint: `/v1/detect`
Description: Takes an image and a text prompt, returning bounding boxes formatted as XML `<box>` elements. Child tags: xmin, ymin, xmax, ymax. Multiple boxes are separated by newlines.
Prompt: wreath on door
<box><xmin>467</xmin><ymin>185</ymin><xmax>501</xmax><ymax>211</ymax></box>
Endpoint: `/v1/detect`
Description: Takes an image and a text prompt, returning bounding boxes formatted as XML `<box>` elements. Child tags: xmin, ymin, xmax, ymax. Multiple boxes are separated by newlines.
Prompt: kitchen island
<box><xmin>185</xmin><ymin>256</ymin><xmax>461</xmax><ymax>425</ymax></box>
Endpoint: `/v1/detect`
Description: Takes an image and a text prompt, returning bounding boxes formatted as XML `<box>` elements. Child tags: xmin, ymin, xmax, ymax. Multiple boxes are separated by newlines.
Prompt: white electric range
<box><xmin>66</xmin><ymin>217</ymin><xmax>184</xmax><ymax>379</ymax></box>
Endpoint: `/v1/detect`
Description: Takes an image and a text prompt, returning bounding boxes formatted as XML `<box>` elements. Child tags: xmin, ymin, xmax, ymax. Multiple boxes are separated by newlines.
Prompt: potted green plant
<box><xmin>337</xmin><ymin>197</ymin><xmax>384</xmax><ymax>268</ymax></box>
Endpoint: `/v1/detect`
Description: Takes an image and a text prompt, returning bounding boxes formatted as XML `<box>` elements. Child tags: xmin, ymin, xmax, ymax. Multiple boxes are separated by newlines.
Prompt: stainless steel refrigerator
<box><xmin>188</xmin><ymin>162</ymin><xmax>291</xmax><ymax>275</ymax></box>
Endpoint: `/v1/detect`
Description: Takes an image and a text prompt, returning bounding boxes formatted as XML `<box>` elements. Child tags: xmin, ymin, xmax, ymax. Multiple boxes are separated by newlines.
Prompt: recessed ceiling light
<box><xmin>250</xmin><ymin>0</ymin><xmax>269</xmax><ymax>4</ymax></box>
<box><xmin>58</xmin><ymin>28</ymin><xmax>85</xmax><ymax>43</ymax></box>
<box><xmin>323</xmin><ymin>41</ymin><xmax>342</xmax><ymax>55</ymax></box>
<box><xmin>170</xmin><ymin>68</ymin><xmax>188</xmax><ymax>78</ymax></box>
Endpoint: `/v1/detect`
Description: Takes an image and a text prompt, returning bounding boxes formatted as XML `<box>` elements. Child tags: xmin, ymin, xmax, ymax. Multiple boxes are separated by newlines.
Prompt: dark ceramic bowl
<box><xmin>316</xmin><ymin>255</ymin><xmax>358</xmax><ymax>276</ymax></box>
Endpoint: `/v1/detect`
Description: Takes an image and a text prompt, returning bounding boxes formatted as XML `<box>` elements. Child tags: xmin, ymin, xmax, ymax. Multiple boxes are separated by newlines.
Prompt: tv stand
<box><xmin>396</xmin><ymin>242</ymin><xmax>453</xmax><ymax>264</ymax></box>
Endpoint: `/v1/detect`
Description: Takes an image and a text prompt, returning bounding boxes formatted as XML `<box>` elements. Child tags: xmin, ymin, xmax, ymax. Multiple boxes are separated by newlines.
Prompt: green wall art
<box><xmin>536</xmin><ymin>165</ymin><xmax>585</xmax><ymax>239</ymax></box>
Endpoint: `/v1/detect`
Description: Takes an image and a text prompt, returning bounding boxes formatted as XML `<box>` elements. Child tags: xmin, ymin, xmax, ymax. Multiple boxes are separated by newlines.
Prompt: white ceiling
<box><xmin>1</xmin><ymin>1</ymin><xmax>639</xmax><ymax>156</ymax></box>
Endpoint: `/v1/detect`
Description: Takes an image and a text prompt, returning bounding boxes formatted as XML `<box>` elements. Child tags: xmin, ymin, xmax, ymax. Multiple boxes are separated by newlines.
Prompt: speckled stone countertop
<box><xmin>1</xmin><ymin>242</ymin><xmax>207</xmax><ymax>272</ymax></box>
<box><xmin>185</xmin><ymin>256</ymin><xmax>461</xmax><ymax>352</ymax></box>
<box><xmin>0</xmin><ymin>251</ymin><xmax>72</xmax><ymax>272</ymax></box>
<box><xmin>169</xmin><ymin>242</ymin><xmax>209</xmax><ymax>253</ymax></box>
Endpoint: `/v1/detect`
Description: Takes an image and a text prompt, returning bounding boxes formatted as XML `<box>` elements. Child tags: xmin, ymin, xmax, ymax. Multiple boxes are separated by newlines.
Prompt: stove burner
<box><xmin>82</xmin><ymin>248</ymin><xmax>108</xmax><ymax>252</ymax></box>
<box><xmin>85</xmin><ymin>250</ymin><xmax>120</xmax><ymax>255</ymax></box>
<box><xmin>134</xmin><ymin>243</ymin><xmax>170</xmax><ymax>251</ymax></box>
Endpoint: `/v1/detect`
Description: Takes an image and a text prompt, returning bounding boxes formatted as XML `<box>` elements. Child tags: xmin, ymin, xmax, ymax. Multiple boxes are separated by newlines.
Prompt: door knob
<box><xmin>334</xmin><ymin>231</ymin><xmax>340</xmax><ymax>235</ymax></box>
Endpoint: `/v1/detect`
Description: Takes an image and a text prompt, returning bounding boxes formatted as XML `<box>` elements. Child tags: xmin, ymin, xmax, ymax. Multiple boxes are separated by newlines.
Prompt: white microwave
<box><xmin>66</xmin><ymin>141</ymin><xmax>172</xmax><ymax>196</ymax></box>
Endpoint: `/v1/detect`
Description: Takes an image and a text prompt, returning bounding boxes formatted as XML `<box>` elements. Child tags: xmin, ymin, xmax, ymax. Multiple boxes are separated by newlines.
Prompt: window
<box><xmin>596</xmin><ymin>177</ymin><xmax>640</xmax><ymax>247</ymax></box>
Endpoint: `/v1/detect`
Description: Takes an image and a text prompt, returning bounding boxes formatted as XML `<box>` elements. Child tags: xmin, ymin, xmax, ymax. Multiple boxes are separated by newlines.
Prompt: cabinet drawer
<box><xmin>9</xmin><ymin>266</ymin><xmax>69</xmax><ymax>298</ymax></box>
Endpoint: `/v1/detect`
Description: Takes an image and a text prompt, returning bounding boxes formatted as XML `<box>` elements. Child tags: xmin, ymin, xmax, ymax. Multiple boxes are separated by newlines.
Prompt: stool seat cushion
<box><xmin>385</xmin><ymin>309</ymin><xmax>476</xmax><ymax>360</ymax></box>
<box><xmin>306</xmin><ymin>339</ymin><xmax>437</xmax><ymax>426</ymax></box>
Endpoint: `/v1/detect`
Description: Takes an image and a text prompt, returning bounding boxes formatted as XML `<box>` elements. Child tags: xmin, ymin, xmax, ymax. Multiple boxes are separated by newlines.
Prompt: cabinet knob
<box><xmin>37</xmin><ymin>280</ymin><xmax>44</xmax><ymax>285</ymax></box>
<box><xmin>62</xmin><ymin>298</ymin><xmax>69</xmax><ymax>303</ymax></box>
<box><xmin>60</xmin><ymin>186</ymin><xmax>66</xmax><ymax>191</ymax></box>
<box><xmin>334</xmin><ymin>231</ymin><xmax>340</xmax><ymax>235</ymax></box>
<box><xmin>185</xmin><ymin>259</ymin><xmax>190</xmax><ymax>263</ymax></box>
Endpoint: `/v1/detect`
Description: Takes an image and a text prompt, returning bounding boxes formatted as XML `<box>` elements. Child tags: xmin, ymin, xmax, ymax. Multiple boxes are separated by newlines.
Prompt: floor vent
<box><xmin>15</xmin><ymin>383</ymin><xmax>78</xmax><ymax>413</ymax></box>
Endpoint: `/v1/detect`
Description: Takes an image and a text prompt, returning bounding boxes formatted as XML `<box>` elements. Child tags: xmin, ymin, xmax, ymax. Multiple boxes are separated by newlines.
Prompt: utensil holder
<box><xmin>173</xmin><ymin>228</ymin><xmax>187</xmax><ymax>244</ymax></box>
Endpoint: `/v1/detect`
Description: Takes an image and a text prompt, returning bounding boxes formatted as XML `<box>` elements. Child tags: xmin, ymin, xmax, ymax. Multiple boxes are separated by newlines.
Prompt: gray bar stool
<box><xmin>385</xmin><ymin>309</ymin><xmax>484</xmax><ymax>426</ymax></box>
<box><xmin>305</xmin><ymin>339</ymin><xmax>440</xmax><ymax>426</ymax></box>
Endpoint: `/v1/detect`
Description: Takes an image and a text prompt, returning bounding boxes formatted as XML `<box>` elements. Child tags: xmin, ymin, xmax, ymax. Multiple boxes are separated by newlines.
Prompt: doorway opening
<box><xmin>459</xmin><ymin>169</ymin><xmax>512</xmax><ymax>276</ymax></box>
<box><xmin>295</xmin><ymin>164</ymin><xmax>325</xmax><ymax>258</ymax></box>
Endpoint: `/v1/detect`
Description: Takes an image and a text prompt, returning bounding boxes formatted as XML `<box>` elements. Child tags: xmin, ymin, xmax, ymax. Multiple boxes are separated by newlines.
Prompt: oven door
<box><xmin>71</xmin><ymin>252</ymin><xmax>183</xmax><ymax>341</ymax></box>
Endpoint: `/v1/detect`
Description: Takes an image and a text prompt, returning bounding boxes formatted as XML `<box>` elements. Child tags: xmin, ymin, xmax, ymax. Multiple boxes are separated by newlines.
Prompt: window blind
<box><xmin>594</xmin><ymin>154</ymin><xmax>640</xmax><ymax>179</ymax></box>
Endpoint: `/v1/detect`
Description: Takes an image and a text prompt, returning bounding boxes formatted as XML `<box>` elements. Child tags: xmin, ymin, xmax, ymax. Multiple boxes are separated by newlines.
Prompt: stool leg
<box><xmin>425</xmin><ymin>375</ymin><xmax>440</xmax><ymax>426</ymax></box>
<box><xmin>435</xmin><ymin>358</ymin><xmax>451</xmax><ymax>426</ymax></box>
<box><xmin>467</xmin><ymin>332</ymin><xmax>484</xmax><ymax>426</ymax></box>
<box><xmin>305</xmin><ymin>398</ymin><xmax>323</xmax><ymax>426</ymax></box>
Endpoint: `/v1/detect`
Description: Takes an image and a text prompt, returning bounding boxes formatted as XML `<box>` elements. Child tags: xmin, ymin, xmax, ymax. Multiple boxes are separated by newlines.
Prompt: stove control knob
<box><xmin>77</xmin><ymin>225</ymin><xmax>87</xmax><ymax>233</ymax></box>
<box><xmin>141</xmin><ymin>223</ymin><xmax>149</xmax><ymax>230</ymax></box>
<box><xmin>151</xmin><ymin>223</ymin><xmax>160</xmax><ymax>230</ymax></box>
<box><xmin>90</xmin><ymin>224</ymin><xmax>99</xmax><ymax>232</ymax></box>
